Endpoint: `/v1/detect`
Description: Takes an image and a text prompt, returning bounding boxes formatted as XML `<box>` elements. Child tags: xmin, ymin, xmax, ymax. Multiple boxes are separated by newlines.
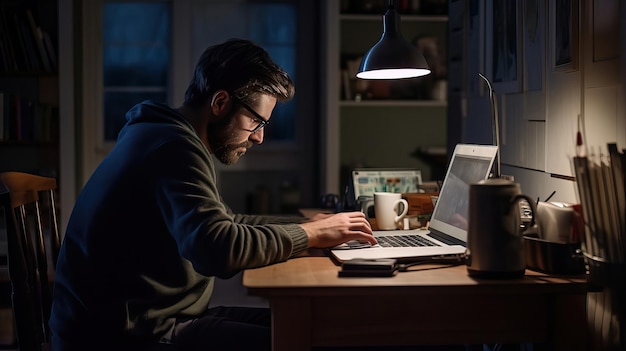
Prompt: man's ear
<box><xmin>210</xmin><ymin>90</ymin><xmax>232</xmax><ymax>118</ymax></box>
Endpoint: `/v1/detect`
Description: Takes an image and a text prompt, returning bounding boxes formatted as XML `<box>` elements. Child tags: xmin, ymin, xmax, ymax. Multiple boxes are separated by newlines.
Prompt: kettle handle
<box><xmin>511</xmin><ymin>194</ymin><xmax>537</xmax><ymax>229</ymax></box>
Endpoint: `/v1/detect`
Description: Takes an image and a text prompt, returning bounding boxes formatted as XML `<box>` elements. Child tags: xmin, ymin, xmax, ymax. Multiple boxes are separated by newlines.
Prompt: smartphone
<box><xmin>338</xmin><ymin>258</ymin><xmax>398</xmax><ymax>277</ymax></box>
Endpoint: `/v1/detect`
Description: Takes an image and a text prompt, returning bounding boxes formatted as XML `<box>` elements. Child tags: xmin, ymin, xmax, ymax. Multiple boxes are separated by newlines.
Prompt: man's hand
<box><xmin>307</xmin><ymin>212</ymin><xmax>334</xmax><ymax>221</ymax></box>
<box><xmin>299</xmin><ymin>211</ymin><xmax>376</xmax><ymax>248</ymax></box>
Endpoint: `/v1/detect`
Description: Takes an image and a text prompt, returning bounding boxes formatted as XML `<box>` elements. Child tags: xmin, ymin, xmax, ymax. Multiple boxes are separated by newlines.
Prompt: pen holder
<box><xmin>583</xmin><ymin>252</ymin><xmax>626</xmax><ymax>350</ymax></box>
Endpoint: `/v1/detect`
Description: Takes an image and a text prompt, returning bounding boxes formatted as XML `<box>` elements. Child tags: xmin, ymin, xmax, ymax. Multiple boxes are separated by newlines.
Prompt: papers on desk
<box><xmin>573</xmin><ymin>143</ymin><xmax>625</xmax><ymax>264</ymax></box>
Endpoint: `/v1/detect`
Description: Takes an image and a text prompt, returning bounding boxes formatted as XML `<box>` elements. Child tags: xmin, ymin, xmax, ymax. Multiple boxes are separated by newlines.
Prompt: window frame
<box><xmin>80</xmin><ymin>0</ymin><xmax>177</xmax><ymax>182</ymax></box>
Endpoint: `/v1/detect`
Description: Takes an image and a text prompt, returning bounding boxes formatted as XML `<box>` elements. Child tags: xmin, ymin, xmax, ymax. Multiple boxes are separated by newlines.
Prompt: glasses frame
<box><xmin>232</xmin><ymin>97</ymin><xmax>270</xmax><ymax>134</ymax></box>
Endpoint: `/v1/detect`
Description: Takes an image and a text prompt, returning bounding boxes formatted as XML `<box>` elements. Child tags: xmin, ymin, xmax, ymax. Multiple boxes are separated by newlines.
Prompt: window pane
<box><xmin>190</xmin><ymin>3</ymin><xmax>297</xmax><ymax>141</ymax></box>
<box><xmin>103</xmin><ymin>45</ymin><xmax>169</xmax><ymax>86</ymax></box>
<box><xmin>248</xmin><ymin>4</ymin><xmax>296</xmax><ymax>44</ymax></box>
<box><xmin>104</xmin><ymin>91</ymin><xmax>167</xmax><ymax>141</ymax></box>
<box><xmin>103</xmin><ymin>1</ymin><xmax>170</xmax><ymax>142</ymax></box>
<box><xmin>264</xmin><ymin>45</ymin><xmax>296</xmax><ymax>82</ymax></box>
<box><xmin>259</xmin><ymin>44</ymin><xmax>295</xmax><ymax>141</ymax></box>
<box><xmin>265</xmin><ymin>99</ymin><xmax>295</xmax><ymax>141</ymax></box>
<box><xmin>246</xmin><ymin>4</ymin><xmax>297</xmax><ymax>142</ymax></box>
<box><xmin>103</xmin><ymin>3</ymin><xmax>169</xmax><ymax>42</ymax></box>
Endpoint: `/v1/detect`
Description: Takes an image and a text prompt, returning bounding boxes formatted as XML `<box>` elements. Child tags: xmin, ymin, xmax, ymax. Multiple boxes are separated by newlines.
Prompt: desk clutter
<box><xmin>522</xmin><ymin>201</ymin><xmax>586</xmax><ymax>275</ymax></box>
<box><xmin>573</xmin><ymin>142</ymin><xmax>626</xmax><ymax>350</ymax></box>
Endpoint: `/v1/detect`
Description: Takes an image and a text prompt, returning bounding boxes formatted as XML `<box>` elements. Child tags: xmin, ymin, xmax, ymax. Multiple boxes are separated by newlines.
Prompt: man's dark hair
<box><xmin>183</xmin><ymin>38</ymin><xmax>295</xmax><ymax>108</ymax></box>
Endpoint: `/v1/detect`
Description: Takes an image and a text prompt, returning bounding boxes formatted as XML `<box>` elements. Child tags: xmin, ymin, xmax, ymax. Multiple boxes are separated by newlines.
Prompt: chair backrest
<box><xmin>0</xmin><ymin>172</ymin><xmax>60</xmax><ymax>351</ymax></box>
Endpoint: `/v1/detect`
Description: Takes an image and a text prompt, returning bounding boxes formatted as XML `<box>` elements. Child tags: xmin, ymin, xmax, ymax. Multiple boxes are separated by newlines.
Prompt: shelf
<box><xmin>340</xmin><ymin>14</ymin><xmax>448</xmax><ymax>22</ymax></box>
<box><xmin>0</xmin><ymin>0</ymin><xmax>59</xmax><ymax>180</ymax></box>
<box><xmin>0</xmin><ymin>71</ymin><xmax>57</xmax><ymax>77</ymax></box>
<box><xmin>340</xmin><ymin>100</ymin><xmax>446</xmax><ymax>107</ymax></box>
<box><xmin>323</xmin><ymin>0</ymin><xmax>449</xmax><ymax>194</ymax></box>
<box><xmin>0</xmin><ymin>141</ymin><xmax>57</xmax><ymax>146</ymax></box>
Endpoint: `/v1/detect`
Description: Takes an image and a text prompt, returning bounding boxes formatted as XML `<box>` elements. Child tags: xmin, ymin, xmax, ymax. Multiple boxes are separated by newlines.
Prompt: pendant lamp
<box><xmin>356</xmin><ymin>0</ymin><xmax>431</xmax><ymax>80</ymax></box>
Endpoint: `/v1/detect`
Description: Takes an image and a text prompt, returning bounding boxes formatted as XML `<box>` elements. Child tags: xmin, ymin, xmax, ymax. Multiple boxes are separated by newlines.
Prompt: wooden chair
<box><xmin>0</xmin><ymin>172</ymin><xmax>60</xmax><ymax>351</ymax></box>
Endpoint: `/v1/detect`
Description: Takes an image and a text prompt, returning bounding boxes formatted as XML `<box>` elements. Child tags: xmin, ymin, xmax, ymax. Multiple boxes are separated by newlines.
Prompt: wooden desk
<box><xmin>243</xmin><ymin>252</ymin><xmax>588</xmax><ymax>351</ymax></box>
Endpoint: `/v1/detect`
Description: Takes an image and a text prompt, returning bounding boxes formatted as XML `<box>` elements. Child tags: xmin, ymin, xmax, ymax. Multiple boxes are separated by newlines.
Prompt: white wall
<box><xmin>460</xmin><ymin>0</ymin><xmax>624</xmax><ymax>205</ymax></box>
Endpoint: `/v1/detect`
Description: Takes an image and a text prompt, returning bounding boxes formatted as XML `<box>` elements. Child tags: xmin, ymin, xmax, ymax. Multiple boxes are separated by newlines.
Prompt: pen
<box><xmin>544</xmin><ymin>191</ymin><xmax>556</xmax><ymax>202</ymax></box>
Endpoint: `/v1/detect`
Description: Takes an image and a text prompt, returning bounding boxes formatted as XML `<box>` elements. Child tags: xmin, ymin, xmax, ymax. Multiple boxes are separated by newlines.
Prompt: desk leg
<box><xmin>547</xmin><ymin>293</ymin><xmax>587</xmax><ymax>351</ymax></box>
<box><xmin>270</xmin><ymin>297</ymin><xmax>312</xmax><ymax>351</ymax></box>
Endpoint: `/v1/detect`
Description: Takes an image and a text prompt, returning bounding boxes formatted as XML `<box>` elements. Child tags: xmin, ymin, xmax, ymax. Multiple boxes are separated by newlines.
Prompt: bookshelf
<box><xmin>0</xmin><ymin>0</ymin><xmax>59</xmax><ymax>179</ymax></box>
<box><xmin>323</xmin><ymin>0</ymin><xmax>448</xmax><ymax>194</ymax></box>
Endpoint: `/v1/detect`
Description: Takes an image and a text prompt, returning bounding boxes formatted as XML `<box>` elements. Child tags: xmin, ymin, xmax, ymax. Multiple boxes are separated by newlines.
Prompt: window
<box><xmin>246</xmin><ymin>3</ymin><xmax>296</xmax><ymax>141</ymax></box>
<box><xmin>190</xmin><ymin>2</ymin><xmax>297</xmax><ymax>142</ymax></box>
<box><xmin>90</xmin><ymin>1</ymin><xmax>317</xmax><ymax>213</ymax></box>
<box><xmin>102</xmin><ymin>1</ymin><xmax>170</xmax><ymax>142</ymax></box>
<box><xmin>101</xmin><ymin>2</ymin><xmax>297</xmax><ymax>143</ymax></box>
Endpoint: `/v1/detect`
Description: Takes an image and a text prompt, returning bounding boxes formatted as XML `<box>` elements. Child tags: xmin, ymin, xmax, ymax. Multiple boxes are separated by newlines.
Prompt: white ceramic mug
<box><xmin>374</xmin><ymin>192</ymin><xmax>409</xmax><ymax>230</ymax></box>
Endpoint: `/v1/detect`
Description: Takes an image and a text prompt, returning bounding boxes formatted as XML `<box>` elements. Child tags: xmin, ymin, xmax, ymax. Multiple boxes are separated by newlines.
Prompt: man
<box><xmin>50</xmin><ymin>39</ymin><xmax>375</xmax><ymax>351</ymax></box>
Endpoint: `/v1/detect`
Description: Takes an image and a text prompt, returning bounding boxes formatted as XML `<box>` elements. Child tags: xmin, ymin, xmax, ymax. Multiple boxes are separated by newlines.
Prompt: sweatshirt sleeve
<box><xmin>231</xmin><ymin>215</ymin><xmax>309</xmax><ymax>259</ymax></box>
<box><xmin>148</xmin><ymin>136</ymin><xmax>310</xmax><ymax>278</ymax></box>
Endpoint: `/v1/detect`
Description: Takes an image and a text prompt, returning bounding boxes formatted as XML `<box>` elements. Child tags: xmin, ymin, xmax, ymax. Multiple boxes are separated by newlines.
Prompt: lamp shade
<box><xmin>356</xmin><ymin>3</ymin><xmax>431</xmax><ymax>79</ymax></box>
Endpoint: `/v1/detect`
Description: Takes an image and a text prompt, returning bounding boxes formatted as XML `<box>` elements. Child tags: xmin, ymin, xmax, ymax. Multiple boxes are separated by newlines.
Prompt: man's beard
<box><xmin>207</xmin><ymin>114</ymin><xmax>253</xmax><ymax>165</ymax></box>
<box><xmin>212</xmin><ymin>139</ymin><xmax>252</xmax><ymax>165</ymax></box>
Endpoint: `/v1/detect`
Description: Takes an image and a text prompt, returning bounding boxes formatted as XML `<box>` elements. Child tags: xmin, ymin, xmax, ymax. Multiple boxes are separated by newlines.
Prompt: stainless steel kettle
<box><xmin>466</xmin><ymin>178</ymin><xmax>537</xmax><ymax>278</ymax></box>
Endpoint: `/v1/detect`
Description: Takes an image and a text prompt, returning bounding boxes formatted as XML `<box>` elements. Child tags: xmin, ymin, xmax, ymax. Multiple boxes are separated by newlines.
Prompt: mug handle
<box><xmin>394</xmin><ymin>199</ymin><xmax>409</xmax><ymax>223</ymax></box>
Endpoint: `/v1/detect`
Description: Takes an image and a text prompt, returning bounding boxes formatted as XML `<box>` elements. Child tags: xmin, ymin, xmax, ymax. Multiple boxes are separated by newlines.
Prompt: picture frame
<box><xmin>485</xmin><ymin>0</ymin><xmax>522</xmax><ymax>94</ymax></box>
<box><xmin>554</xmin><ymin>0</ymin><xmax>579</xmax><ymax>72</ymax></box>
<box><xmin>522</xmin><ymin>0</ymin><xmax>545</xmax><ymax>91</ymax></box>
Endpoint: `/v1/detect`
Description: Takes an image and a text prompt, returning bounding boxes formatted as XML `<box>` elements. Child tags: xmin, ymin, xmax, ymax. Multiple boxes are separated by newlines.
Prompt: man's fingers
<box><xmin>350</xmin><ymin>232</ymin><xmax>377</xmax><ymax>245</ymax></box>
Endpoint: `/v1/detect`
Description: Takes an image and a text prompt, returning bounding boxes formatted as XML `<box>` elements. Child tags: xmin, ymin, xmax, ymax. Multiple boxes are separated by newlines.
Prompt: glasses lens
<box><xmin>236</xmin><ymin>99</ymin><xmax>268</xmax><ymax>133</ymax></box>
<box><xmin>251</xmin><ymin>121</ymin><xmax>265</xmax><ymax>133</ymax></box>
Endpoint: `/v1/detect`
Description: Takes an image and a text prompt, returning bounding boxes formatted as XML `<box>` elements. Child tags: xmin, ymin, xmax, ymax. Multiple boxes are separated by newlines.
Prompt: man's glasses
<box><xmin>232</xmin><ymin>97</ymin><xmax>269</xmax><ymax>134</ymax></box>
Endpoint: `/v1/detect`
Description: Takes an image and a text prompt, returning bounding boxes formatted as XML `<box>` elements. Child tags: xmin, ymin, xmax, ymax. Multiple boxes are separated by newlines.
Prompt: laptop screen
<box><xmin>428</xmin><ymin>144</ymin><xmax>498</xmax><ymax>242</ymax></box>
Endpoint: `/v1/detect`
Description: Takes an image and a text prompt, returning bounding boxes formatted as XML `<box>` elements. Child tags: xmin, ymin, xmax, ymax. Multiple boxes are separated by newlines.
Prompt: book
<box><xmin>573</xmin><ymin>156</ymin><xmax>599</xmax><ymax>257</ymax></box>
<box><xmin>42</xmin><ymin>29</ymin><xmax>57</xmax><ymax>71</ymax></box>
<box><xmin>15</xmin><ymin>10</ymin><xmax>40</xmax><ymax>71</ymax></box>
<box><xmin>599</xmin><ymin>154</ymin><xmax>620</xmax><ymax>261</ymax></box>
<box><xmin>0</xmin><ymin>26</ymin><xmax>9</xmax><ymax>71</ymax></box>
<box><xmin>0</xmin><ymin>92</ymin><xmax>4</xmax><ymax>140</ymax></box>
<box><xmin>0</xmin><ymin>6</ymin><xmax>18</xmax><ymax>71</ymax></box>
<box><xmin>18</xmin><ymin>97</ymin><xmax>35</xmax><ymax>141</ymax></box>
<box><xmin>8</xmin><ymin>9</ymin><xmax>29</xmax><ymax>71</ymax></box>
<box><xmin>26</xmin><ymin>9</ymin><xmax>52</xmax><ymax>72</ymax></box>
<box><xmin>607</xmin><ymin>143</ymin><xmax>625</xmax><ymax>239</ymax></box>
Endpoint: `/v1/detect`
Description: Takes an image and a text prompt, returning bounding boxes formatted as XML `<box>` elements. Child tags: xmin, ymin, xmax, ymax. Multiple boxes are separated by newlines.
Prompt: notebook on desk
<box><xmin>329</xmin><ymin>144</ymin><xmax>498</xmax><ymax>263</ymax></box>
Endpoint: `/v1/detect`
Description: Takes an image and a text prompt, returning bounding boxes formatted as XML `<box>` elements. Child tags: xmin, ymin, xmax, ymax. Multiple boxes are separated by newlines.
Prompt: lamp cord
<box><xmin>397</xmin><ymin>254</ymin><xmax>468</xmax><ymax>272</ymax></box>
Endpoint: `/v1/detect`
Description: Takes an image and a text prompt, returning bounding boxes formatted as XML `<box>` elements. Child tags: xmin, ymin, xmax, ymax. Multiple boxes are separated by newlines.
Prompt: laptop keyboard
<box><xmin>427</xmin><ymin>231</ymin><xmax>466</xmax><ymax>246</ymax></box>
<box><xmin>377</xmin><ymin>234</ymin><xmax>438</xmax><ymax>247</ymax></box>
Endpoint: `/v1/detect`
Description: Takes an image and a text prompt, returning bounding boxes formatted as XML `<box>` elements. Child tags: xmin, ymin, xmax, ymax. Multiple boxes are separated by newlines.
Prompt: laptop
<box><xmin>329</xmin><ymin>144</ymin><xmax>498</xmax><ymax>263</ymax></box>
